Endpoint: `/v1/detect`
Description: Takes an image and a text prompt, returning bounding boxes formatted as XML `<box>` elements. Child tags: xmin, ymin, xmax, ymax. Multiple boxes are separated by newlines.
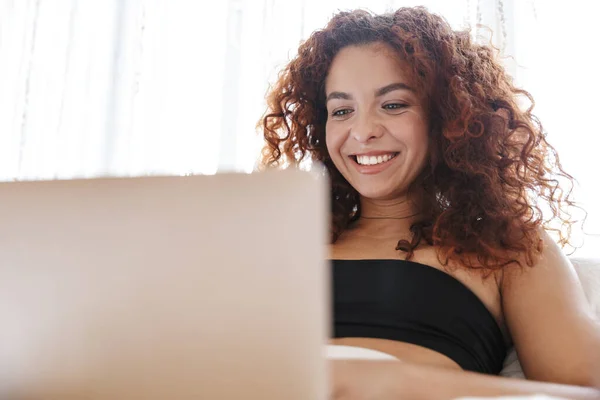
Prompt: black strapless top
<box><xmin>332</xmin><ymin>259</ymin><xmax>507</xmax><ymax>374</ymax></box>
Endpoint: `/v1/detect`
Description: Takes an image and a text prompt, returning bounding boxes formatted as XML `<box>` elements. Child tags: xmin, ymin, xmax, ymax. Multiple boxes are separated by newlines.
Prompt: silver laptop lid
<box><xmin>0</xmin><ymin>170</ymin><xmax>328</xmax><ymax>399</ymax></box>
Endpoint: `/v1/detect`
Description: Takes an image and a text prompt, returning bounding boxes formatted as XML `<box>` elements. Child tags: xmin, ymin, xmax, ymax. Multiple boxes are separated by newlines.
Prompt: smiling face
<box><xmin>324</xmin><ymin>42</ymin><xmax>430</xmax><ymax>201</ymax></box>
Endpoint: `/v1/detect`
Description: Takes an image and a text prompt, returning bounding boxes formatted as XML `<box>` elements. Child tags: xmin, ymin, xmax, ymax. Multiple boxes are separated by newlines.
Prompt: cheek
<box><xmin>325</xmin><ymin>125</ymin><xmax>342</xmax><ymax>156</ymax></box>
<box><xmin>415</xmin><ymin>131</ymin><xmax>429</xmax><ymax>154</ymax></box>
<box><xmin>325</xmin><ymin>125</ymin><xmax>347</xmax><ymax>171</ymax></box>
<box><xmin>393</xmin><ymin>113</ymin><xmax>429</xmax><ymax>153</ymax></box>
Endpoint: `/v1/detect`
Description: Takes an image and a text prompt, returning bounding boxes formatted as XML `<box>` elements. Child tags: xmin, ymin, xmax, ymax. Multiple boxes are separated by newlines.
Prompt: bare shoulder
<box><xmin>501</xmin><ymin>228</ymin><xmax>600</xmax><ymax>386</ymax></box>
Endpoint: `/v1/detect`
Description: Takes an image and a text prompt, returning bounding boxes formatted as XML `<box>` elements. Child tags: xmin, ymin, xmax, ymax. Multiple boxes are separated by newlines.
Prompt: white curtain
<box><xmin>1</xmin><ymin>0</ymin><xmax>598</xmax><ymax>254</ymax></box>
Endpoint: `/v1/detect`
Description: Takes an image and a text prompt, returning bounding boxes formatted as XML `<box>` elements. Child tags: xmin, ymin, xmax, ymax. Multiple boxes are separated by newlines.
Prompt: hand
<box><xmin>329</xmin><ymin>359</ymin><xmax>400</xmax><ymax>400</ymax></box>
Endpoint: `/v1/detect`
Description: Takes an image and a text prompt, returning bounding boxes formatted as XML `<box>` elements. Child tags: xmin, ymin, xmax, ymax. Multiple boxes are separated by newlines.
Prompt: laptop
<box><xmin>0</xmin><ymin>170</ymin><xmax>328</xmax><ymax>399</ymax></box>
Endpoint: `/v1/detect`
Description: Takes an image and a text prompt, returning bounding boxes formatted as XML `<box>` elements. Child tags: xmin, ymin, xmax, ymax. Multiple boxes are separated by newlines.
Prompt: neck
<box><xmin>354</xmin><ymin>195</ymin><xmax>424</xmax><ymax>237</ymax></box>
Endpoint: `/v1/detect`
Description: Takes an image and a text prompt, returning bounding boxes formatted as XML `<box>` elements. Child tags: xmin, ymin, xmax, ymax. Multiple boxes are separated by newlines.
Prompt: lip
<box><xmin>348</xmin><ymin>152</ymin><xmax>399</xmax><ymax>175</ymax></box>
<box><xmin>350</xmin><ymin>150</ymin><xmax>399</xmax><ymax>157</ymax></box>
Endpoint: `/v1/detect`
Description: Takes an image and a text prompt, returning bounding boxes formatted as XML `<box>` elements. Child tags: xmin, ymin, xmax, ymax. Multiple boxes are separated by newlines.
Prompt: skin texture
<box><xmin>326</xmin><ymin>42</ymin><xmax>506</xmax><ymax>369</ymax></box>
<box><xmin>260</xmin><ymin>7</ymin><xmax>580</xmax><ymax>270</ymax></box>
<box><xmin>324</xmin><ymin>43</ymin><xmax>600</xmax><ymax>398</ymax></box>
<box><xmin>259</xmin><ymin>7</ymin><xmax>600</xmax><ymax>399</ymax></box>
<box><xmin>324</xmin><ymin>43</ymin><xmax>429</xmax><ymax>203</ymax></box>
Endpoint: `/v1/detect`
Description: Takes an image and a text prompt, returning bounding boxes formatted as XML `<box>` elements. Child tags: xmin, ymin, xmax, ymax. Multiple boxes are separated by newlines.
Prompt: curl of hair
<box><xmin>259</xmin><ymin>7</ymin><xmax>580</xmax><ymax>271</ymax></box>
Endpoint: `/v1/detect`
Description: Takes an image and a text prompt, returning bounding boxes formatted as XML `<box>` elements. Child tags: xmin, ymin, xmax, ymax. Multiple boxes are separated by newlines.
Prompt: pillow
<box><xmin>455</xmin><ymin>396</ymin><xmax>569</xmax><ymax>399</ymax></box>
<box><xmin>572</xmin><ymin>257</ymin><xmax>600</xmax><ymax>318</ymax></box>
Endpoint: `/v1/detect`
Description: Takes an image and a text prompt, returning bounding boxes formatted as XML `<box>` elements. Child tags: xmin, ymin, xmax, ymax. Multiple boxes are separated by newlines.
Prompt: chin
<box><xmin>355</xmin><ymin>186</ymin><xmax>403</xmax><ymax>201</ymax></box>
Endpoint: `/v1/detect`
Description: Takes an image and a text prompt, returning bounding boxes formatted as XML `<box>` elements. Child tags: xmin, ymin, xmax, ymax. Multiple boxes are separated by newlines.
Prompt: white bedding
<box><xmin>455</xmin><ymin>396</ymin><xmax>570</xmax><ymax>399</ymax></box>
<box><xmin>325</xmin><ymin>344</ymin><xmax>398</xmax><ymax>361</ymax></box>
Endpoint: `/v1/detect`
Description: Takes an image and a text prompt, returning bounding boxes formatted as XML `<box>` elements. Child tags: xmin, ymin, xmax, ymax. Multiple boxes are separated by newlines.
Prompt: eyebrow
<box><xmin>375</xmin><ymin>82</ymin><xmax>414</xmax><ymax>97</ymax></box>
<box><xmin>326</xmin><ymin>82</ymin><xmax>414</xmax><ymax>103</ymax></box>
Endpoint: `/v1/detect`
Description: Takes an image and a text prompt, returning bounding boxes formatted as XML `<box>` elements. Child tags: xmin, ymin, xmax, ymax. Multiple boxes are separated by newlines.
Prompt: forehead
<box><xmin>325</xmin><ymin>43</ymin><xmax>411</xmax><ymax>93</ymax></box>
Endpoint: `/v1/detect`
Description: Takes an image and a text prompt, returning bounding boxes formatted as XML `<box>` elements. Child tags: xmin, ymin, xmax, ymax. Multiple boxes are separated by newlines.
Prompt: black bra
<box><xmin>332</xmin><ymin>259</ymin><xmax>507</xmax><ymax>374</ymax></box>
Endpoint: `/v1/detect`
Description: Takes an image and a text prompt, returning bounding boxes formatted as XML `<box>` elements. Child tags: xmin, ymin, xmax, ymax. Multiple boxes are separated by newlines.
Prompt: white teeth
<box><xmin>356</xmin><ymin>153</ymin><xmax>397</xmax><ymax>166</ymax></box>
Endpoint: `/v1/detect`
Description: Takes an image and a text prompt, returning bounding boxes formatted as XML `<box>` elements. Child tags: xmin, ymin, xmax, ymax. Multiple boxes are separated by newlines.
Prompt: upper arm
<box><xmin>502</xmin><ymin>229</ymin><xmax>600</xmax><ymax>387</ymax></box>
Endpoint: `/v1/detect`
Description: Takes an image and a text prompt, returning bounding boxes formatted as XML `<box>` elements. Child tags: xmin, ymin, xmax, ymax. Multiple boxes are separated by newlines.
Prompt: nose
<box><xmin>351</xmin><ymin>113</ymin><xmax>383</xmax><ymax>143</ymax></box>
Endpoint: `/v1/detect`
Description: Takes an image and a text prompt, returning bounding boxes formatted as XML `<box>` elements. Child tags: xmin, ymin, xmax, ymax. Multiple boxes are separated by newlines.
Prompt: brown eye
<box><xmin>383</xmin><ymin>103</ymin><xmax>408</xmax><ymax>111</ymax></box>
<box><xmin>332</xmin><ymin>109</ymin><xmax>353</xmax><ymax>117</ymax></box>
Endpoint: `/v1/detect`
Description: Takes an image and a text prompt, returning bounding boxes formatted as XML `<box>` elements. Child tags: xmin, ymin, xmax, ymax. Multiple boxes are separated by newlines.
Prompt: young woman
<box><xmin>260</xmin><ymin>7</ymin><xmax>600</xmax><ymax>399</ymax></box>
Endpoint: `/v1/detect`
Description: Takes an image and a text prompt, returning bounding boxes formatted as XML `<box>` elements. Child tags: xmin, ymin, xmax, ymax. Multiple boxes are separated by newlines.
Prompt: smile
<box><xmin>351</xmin><ymin>152</ymin><xmax>399</xmax><ymax>166</ymax></box>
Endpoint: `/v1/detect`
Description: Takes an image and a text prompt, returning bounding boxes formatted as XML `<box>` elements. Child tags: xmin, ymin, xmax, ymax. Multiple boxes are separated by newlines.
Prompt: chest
<box><xmin>329</xmin><ymin>235</ymin><xmax>510</xmax><ymax>343</ymax></box>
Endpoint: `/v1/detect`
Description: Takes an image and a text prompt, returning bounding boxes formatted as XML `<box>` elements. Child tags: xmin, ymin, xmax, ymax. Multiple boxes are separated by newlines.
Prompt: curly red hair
<box><xmin>259</xmin><ymin>7</ymin><xmax>579</xmax><ymax>270</ymax></box>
